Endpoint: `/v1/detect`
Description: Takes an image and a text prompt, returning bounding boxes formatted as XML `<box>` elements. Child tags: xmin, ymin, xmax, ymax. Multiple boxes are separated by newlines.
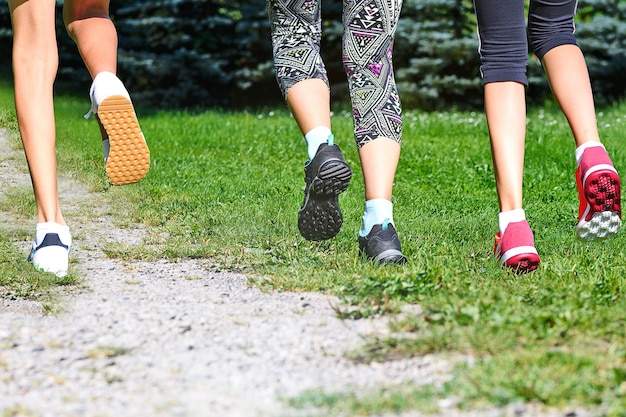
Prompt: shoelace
<box><xmin>84</xmin><ymin>94</ymin><xmax>97</xmax><ymax>120</ymax></box>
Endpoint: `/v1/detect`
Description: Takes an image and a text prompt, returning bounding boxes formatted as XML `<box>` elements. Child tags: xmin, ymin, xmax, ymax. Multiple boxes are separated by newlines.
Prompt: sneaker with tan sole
<box><xmin>86</xmin><ymin>72</ymin><xmax>150</xmax><ymax>186</ymax></box>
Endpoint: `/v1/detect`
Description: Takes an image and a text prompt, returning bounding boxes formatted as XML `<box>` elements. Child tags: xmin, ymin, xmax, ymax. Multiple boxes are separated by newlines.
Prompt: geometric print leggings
<box><xmin>267</xmin><ymin>0</ymin><xmax>403</xmax><ymax>148</ymax></box>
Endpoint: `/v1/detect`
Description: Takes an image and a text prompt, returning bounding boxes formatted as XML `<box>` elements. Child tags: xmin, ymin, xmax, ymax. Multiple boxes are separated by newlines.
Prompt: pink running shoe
<box><xmin>576</xmin><ymin>146</ymin><xmax>621</xmax><ymax>241</ymax></box>
<box><xmin>494</xmin><ymin>220</ymin><xmax>540</xmax><ymax>273</ymax></box>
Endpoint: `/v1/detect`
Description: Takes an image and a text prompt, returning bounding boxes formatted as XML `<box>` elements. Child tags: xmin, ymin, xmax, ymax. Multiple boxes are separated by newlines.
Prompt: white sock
<box><xmin>498</xmin><ymin>208</ymin><xmax>525</xmax><ymax>235</ymax></box>
<box><xmin>575</xmin><ymin>142</ymin><xmax>605</xmax><ymax>165</ymax></box>
<box><xmin>360</xmin><ymin>199</ymin><xmax>393</xmax><ymax>237</ymax></box>
<box><xmin>304</xmin><ymin>126</ymin><xmax>332</xmax><ymax>161</ymax></box>
<box><xmin>85</xmin><ymin>72</ymin><xmax>130</xmax><ymax>119</ymax></box>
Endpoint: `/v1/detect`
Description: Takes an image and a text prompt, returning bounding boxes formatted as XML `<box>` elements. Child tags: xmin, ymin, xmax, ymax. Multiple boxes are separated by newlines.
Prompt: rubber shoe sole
<box><xmin>298</xmin><ymin>159</ymin><xmax>352</xmax><ymax>241</ymax></box>
<box><xmin>576</xmin><ymin>166</ymin><xmax>621</xmax><ymax>241</ymax></box>
<box><xmin>499</xmin><ymin>250</ymin><xmax>540</xmax><ymax>273</ymax></box>
<box><xmin>98</xmin><ymin>95</ymin><xmax>150</xmax><ymax>185</ymax></box>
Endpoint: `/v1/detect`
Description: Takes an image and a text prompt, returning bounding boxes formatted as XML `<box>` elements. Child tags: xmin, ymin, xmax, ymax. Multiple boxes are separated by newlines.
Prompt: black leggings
<box><xmin>473</xmin><ymin>0</ymin><xmax>578</xmax><ymax>85</ymax></box>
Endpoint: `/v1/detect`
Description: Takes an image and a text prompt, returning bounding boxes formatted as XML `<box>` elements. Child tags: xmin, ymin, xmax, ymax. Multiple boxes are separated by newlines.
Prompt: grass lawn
<box><xmin>1</xmin><ymin>75</ymin><xmax>626</xmax><ymax>415</ymax></box>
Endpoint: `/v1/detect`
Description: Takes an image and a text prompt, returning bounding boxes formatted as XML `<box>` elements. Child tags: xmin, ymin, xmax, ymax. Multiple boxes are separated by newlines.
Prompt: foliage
<box><xmin>394</xmin><ymin>0</ymin><xmax>483</xmax><ymax>110</ymax></box>
<box><xmin>0</xmin><ymin>0</ymin><xmax>623</xmax><ymax>109</ymax></box>
<box><xmin>575</xmin><ymin>0</ymin><xmax>626</xmax><ymax>104</ymax></box>
<box><xmin>111</xmin><ymin>0</ymin><xmax>278</xmax><ymax>108</ymax></box>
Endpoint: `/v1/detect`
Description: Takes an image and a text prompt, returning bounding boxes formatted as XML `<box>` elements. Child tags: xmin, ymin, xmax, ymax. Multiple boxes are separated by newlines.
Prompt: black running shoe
<box><xmin>359</xmin><ymin>220</ymin><xmax>407</xmax><ymax>265</ymax></box>
<box><xmin>298</xmin><ymin>142</ymin><xmax>352</xmax><ymax>241</ymax></box>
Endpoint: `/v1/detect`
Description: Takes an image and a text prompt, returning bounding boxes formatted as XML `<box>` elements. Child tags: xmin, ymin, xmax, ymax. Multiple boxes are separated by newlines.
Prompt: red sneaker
<box><xmin>494</xmin><ymin>220</ymin><xmax>540</xmax><ymax>273</ymax></box>
<box><xmin>576</xmin><ymin>146</ymin><xmax>621</xmax><ymax>241</ymax></box>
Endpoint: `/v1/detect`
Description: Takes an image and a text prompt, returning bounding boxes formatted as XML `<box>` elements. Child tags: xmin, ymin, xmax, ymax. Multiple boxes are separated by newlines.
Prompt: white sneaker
<box><xmin>28</xmin><ymin>222</ymin><xmax>72</xmax><ymax>277</ymax></box>
<box><xmin>85</xmin><ymin>72</ymin><xmax>150</xmax><ymax>186</ymax></box>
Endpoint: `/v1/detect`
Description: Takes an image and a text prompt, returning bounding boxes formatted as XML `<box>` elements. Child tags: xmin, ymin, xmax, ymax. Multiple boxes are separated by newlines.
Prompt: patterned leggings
<box><xmin>267</xmin><ymin>0</ymin><xmax>403</xmax><ymax>148</ymax></box>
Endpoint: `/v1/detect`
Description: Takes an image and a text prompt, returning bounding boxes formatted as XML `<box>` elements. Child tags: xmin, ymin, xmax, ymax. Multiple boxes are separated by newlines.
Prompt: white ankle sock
<box><xmin>360</xmin><ymin>199</ymin><xmax>393</xmax><ymax>237</ymax></box>
<box><xmin>498</xmin><ymin>208</ymin><xmax>525</xmax><ymax>235</ymax></box>
<box><xmin>304</xmin><ymin>126</ymin><xmax>332</xmax><ymax>161</ymax></box>
<box><xmin>575</xmin><ymin>142</ymin><xmax>605</xmax><ymax>165</ymax></box>
<box><xmin>85</xmin><ymin>72</ymin><xmax>130</xmax><ymax>119</ymax></box>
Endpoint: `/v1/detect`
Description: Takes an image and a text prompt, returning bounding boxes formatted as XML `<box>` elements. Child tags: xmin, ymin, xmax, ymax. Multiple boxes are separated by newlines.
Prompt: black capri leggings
<box><xmin>473</xmin><ymin>0</ymin><xmax>578</xmax><ymax>85</ymax></box>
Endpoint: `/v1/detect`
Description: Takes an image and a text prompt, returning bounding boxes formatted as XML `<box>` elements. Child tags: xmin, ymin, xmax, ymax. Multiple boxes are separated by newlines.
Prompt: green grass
<box><xmin>2</xmin><ymin>77</ymin><xmax>626</xmax><ymax>414</ymax></box>
<box><xmin>0</xmin><ymin>231</ymin><xmax>77</xmax><ymax>299</ymax></box>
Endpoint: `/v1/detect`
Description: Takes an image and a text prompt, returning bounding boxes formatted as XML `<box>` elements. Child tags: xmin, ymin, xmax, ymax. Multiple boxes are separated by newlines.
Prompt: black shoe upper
<box><xmin>359</xmin><ymin>223</ymin><xmax>407</xmax><ymax>265</ymax></box>
<box><xmin>304</xmin><ymin>143</ymin><xmax>349</xmax><ymax>184</ymax></box>
<box><xmin>298</xmin><ymin>143</ymin><xmax>352</xmax><ymax>241</ymax></box>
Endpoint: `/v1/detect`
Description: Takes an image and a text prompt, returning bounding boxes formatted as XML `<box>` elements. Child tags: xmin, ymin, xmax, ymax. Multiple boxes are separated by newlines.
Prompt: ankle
<box><xmin>360</xmin><ymin>199</ymin><xmax>393</xmax><ymax>237</ymax></box>
<box><xmin>35</xmin><ymin>222</ymin><xmax>71</xmax><ymax>245</ymax></box>
<box><xmin>305</xmin><ymin>126</ymin><xmax>332</xmax><ymax>161</ymax></box>
<box><xmin>498</xmin><ymin>208</ymin><xmax>526</xmax><ymax>235</ymax></box>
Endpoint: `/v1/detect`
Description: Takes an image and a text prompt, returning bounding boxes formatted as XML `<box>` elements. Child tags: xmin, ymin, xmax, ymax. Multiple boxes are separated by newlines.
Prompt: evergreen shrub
<box><xmin>0</xmin><ymin>0</ymin><xmax>623</xmax><ymax>110</ymax></box>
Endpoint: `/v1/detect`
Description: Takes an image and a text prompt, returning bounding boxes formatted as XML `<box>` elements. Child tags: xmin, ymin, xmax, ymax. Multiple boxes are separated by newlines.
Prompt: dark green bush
<box><xmin>111</xmin><ymin>1</ymin><xmax>279</xmax><ymax>108</ymax></box>
<box><xmin>575</xmin><ymin>0</ymin><xmax>626</xmax><ymax>105</ymax></box>
<box><xmin>393</xmin><ymin>0</ymin><xmax>483</xmax><ymax>110</ymax></box>
<box><xmin>0</xmin><ymin>0</ymin><xmax>623</xmax><ymax>110</ymax></box>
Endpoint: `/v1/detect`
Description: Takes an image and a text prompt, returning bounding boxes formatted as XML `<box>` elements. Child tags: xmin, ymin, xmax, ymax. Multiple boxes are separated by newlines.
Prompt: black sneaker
<box><xmin>298</xmin><ymin>142</ymin><xmax>352</xmax><ymax>241</ymax></box>
<box><xmin>359</xmin><ymin>220</ymin><xmax>407</xmax><ymax>265</ymax></box>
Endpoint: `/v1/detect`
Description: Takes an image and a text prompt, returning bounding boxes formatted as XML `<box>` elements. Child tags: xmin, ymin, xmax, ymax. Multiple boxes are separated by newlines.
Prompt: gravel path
<box><xmin>0</xmin><ymin>129</ymin><xmax>593</xmax><ymax>417</ymax></box>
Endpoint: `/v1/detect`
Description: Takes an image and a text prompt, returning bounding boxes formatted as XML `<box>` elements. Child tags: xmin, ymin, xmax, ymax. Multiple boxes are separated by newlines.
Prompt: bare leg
<box><xmin>485</xmin><ymin>81</ymin><xmax>540</xmax><ymax>271</ymax></box>
<box><xmin>287</xmin><ymin>79</ymin><xmax>401</xmax><ymax>228</ymax></box>
<box><xmin>65</xmin><ymin>0</ymin><xmax>149</xmax><ymax>186</ymax></box>
<box><xmin>541</xmin><ymin>44</ymin><xmax>601</xmax><ymax>147</ymax></box>
<box><xmin>287</xmin><ymin>79</ymin><xmax>352</xmax><ymax>241</ymax></box>
<box><xmin>286</xmin><ymin>79</ymin><xmax>331</xmax><ymax>135</ymax></box>
<box><xmin>543</xmin><ymin>45</ymin><xmax>621</xmax><ymax>241</ymax></box>
<box><xmin>63</xmin><ymin>0</ymin><xmax>117</xmax><ymax>78</ymax></box>
<box><xmin>484</xmin><ymin>81</ymin><xmax>527</xmax><ymax>212</ymax></box>
<box><xmin>357</xmin><ymin>136</ymin><xmax>405</xmax><ymax>265</ymax></box>
<box><xmin>9</xmin><ymin>0</ymin><xmax>64</xmax><ymax>225</ymax></box>
<box><xmin>358</xmin><ymin>138</ymin><xmax>400</xmax><ymax>201</ymax></box>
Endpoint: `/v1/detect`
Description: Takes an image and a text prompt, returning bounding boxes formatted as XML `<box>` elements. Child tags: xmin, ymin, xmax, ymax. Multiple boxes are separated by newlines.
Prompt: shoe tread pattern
<box><xmin>298</xmin><ymin>159</ymin><xmax>352</xmax><ymax>241</ymax></box>
<box><xmin>98</xmin><ymin>95</ymin><xmax>150</xmax><ymax>185</ymax></box>
<box><xmin>577</xmin><ymin>170</ymin><xmax>622</xmax><ymax>241</ymax></box>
